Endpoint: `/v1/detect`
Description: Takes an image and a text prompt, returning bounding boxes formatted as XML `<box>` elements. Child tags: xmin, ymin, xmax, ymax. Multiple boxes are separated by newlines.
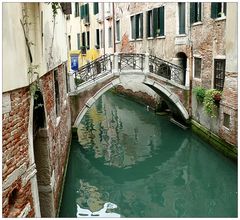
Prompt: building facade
<box><xmin>114</xmin><ymin>2</ymin><xmax>237</xmax><ymax>153</ymax></box>
<box><xmin>2</xmin><ymin>2</ymin><xmax>72</xmax><ymax>217</ymax></box>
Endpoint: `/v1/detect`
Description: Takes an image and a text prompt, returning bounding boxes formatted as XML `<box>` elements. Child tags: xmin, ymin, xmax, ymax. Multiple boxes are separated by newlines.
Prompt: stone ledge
<box><xmin>191</xmin><ymin>119</ymin><xmax>237</xmax><ymax>162</ymax></box>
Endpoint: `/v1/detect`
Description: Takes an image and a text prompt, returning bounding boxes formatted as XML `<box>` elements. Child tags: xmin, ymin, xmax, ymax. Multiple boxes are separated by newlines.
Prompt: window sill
<box><xmin>191</xmin><ymin>21</ymin><xmax>203</xmax><ymax>27</ymax></box>
<box><xmin>176</xmin><ymin>34</ymin><xmax>187</xmax><ymax>37</ymax></box>
<box><xmin>193</xmin><ymin>77</ymin><xmax>201</xmax><ymax>82</ymax></box>
<box><xmin>116</xmin><ymin>41</ymin><xmax>121</xmax><ymax>44</ymax></box>
<box><xmin>156</xmin><ymin>35</ymin><xmax>165</xmax><ymax>39</ymax></box>
<box><xmin>147</xmin><ymin>37</ymin><xmax>154</xmax><ymax>40</ymax></box>
<box><xmin>214</xmin><ymin>16</ymin><xmax>226</xmax><ymax>22</ymax></box>
<box><xmin>136</xmin><ymin>38</ymin><xmax>143</xmax><ymax>41</ymax></box>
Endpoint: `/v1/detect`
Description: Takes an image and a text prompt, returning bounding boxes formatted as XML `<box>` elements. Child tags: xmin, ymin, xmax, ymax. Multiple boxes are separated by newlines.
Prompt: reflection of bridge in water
<box><xmin>68</xmin><ymin>53</ymin><xmax>190</xmax><ymax>127</ymax></box>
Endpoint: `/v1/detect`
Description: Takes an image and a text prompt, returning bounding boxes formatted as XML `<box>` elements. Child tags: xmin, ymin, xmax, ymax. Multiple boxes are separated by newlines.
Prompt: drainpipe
<box><xmin>112</xmin><ymin>2</ymin><xmax>116</xmax><ymax>53</ymax></box>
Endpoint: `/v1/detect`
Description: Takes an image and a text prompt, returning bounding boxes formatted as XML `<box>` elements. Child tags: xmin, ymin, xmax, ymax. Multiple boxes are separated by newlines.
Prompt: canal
<box><xmin>59</xmin><ymin>91</ymin><xmax>237</xmax><ymax>217</ymax></box>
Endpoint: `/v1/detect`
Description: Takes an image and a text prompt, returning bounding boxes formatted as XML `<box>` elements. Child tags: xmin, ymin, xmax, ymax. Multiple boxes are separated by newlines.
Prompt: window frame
<box><xmin>108</xmin><ymin>27</ymin><xmax>112</xmax><ymax>48</ymax></box>
<box><xmin>75</xmin><ymin>2</ymin><xmax>79</xmax><ymax>17</ymax></box>
<box><xmin>130</xmin><ymin>13</ymin><xmax>143</xmax><ymax>40</ymax></box>
<box><xmin>211</xmin><ymin>2</ymin><xmax>227</xmax><ymax>19</ymax></box>
<box><xmin>116</xmin><ymin>19</ymin><xmax>121</xmax><ymax>42</ymax></box>
<box><xmin>213</xmin><ymin>59</ymin><xmax>226</xmax><ymax>91</ymax></box>
<box><xmin>194</xmin><ymin>57</ymin><xmax>202</xmax><ymax>79</ymax></box>
<box><xmin>190</xmin><ymin>2</ymin><xmax>202</xmax><ymax>24</ymax></box>
<box><xmin>178</xmin><ymin>2</ymin><xmax>186</xmax><ymax>35</ymax></box>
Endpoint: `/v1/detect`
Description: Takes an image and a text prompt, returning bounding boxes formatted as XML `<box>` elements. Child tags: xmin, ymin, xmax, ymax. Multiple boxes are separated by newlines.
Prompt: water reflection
<box><xmin>60</xmin><ymin>92</ymin><xmax>237</xmax><ymax>218</ymax></box>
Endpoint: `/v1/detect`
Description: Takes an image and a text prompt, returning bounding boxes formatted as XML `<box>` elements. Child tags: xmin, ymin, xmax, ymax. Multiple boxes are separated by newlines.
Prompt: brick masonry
<box><xmin>2</xmin><ymin>62</ymin><xmax>72</xmax><ymax>217</ymax></box>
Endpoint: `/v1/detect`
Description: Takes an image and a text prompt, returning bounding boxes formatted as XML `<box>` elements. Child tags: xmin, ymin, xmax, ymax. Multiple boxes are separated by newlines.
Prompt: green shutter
<box><xmin>146</xmin><ymin>11</ymin><xmax>150</xmax><ymax>37</ymax></box>
<box><xmin>199</xmin><ymin>3</ymin><xmax>202</xmax><ymax>21</ymax></box>
<box><xmin>190</xmin><ymin>3</ymin><xmax>195</xmax><ymax>24</ymax></box>
<box><xmin>153</xmin><ymin>8</ymin><xmax>158</xmax><ymax>37</ymax></box>
<box><xmin>85</xmin><ymin>3</ymin><xmax>89</xmax><ymax>17</ymax></box>
<box><xmin>159</xmin><ymin>7</ymin><xmax>164</xmax><ymax>36</ymax></box>
<box><xmin>93</xmin><ymin>3</ymin><xmax>99</xmax><ymax>15</ymax></box>
<box><xmin>140</xmin><ymin>13</ymin><xmax>143</xmax><ymax>38</ymax></box>
<box><xmin>211</xmin><ymin>3</ymin><xmax>218</xmax><ymax>18</ymax></box>
<box><xmin>179</xmin><ymin>3</ymin><xmax>185</xmax><ymax>34</ymax></box>
<box><xmin>80</xmin><ymin>5</ymin><xmax>84</xmax><ymax>19</ymax></box>
<box><xmin>224</xmin><ymin>3</ymin><xmax>227</xmax><ymax>16</ymax></box>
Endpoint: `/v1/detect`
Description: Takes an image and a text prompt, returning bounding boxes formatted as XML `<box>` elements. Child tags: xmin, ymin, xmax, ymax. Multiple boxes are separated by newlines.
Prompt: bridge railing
<box><xmin>73</xmin><ymin>54</ymin><xmax>113</xmax><ymax>87</ymax></box>
<box><xmin>149</xmin><ymin>55</ymin><xmax>184</xmax><ymax>85</ymax></box>
<box><xmin>70</xmin><ymin>53</ymin><xmax>185</xmax><ymax>90</ymax></box>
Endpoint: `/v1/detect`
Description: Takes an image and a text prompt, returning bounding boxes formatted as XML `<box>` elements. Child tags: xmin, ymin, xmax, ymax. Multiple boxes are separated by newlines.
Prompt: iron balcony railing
<box><xmin>73</xmin><ymin>53</ymin><xmax>185</xmax><ymax>87</ymax></box>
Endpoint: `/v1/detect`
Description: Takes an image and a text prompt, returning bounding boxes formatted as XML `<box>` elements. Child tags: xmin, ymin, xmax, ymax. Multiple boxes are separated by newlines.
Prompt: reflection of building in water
<box><xmin>78</xmin><ymin>94</ymin><xmax>163</xmax><ymax>168</ymax></box>
<box><xmin>76</xmin><ymin>180</ymin><xmax>120</xmax><ymax>217</ymax></box>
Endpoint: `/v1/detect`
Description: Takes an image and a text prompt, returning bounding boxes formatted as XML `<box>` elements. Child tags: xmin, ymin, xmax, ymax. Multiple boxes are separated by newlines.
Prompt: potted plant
<box><xmin>203</xmin><ymin>89</ymin><xmax>222</xmax><ymax>117</ymax></box>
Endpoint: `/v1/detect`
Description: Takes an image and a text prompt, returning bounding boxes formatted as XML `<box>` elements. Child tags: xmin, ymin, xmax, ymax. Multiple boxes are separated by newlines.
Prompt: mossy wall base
<box><xmin>191</xmin><ymin>119</ymin><xmax>237</xmax><ymax>162</ymax></box>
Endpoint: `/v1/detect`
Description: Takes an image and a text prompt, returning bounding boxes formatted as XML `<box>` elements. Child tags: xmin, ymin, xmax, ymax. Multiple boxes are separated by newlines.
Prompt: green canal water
<box><xmin>59</xmin><ymin>92</ymin><xmax>237</xmax><ymax>218</ymax></box>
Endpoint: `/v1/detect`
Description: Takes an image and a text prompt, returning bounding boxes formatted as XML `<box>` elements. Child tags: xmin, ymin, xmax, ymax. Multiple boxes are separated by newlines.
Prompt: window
<box><xmin>178</xmin><ymin>3</ymin><xmax>186</xmax><ymax>34</ymax></box>
<box><xmin>82</xmin><ymin>32</ymin><xmax>86</xmax><ymax>47</ymax></box>
<box><xmin>108</xmin><ymin>27</ymin><xmax>112</xmax><ymax>48</ymax></box>
<box><xmin>93</xmin><ymin>2</ymin><xmax>99</xmax><ymax>15</ymax></box>
<box><xmin>153</xmin><ymin>7</ymin><xmax>164</xmax><ymax>37</ymax></box>
<box><xmin>96</xmin><ymin>29</ymin><xmax>100</xmax><ymax>48</ymax></box>
<box><xmin>100</xmin><ymin>29</ymin><xmax>103</xmax><ymax>48</ymax></box>
<box><xmin>68</xmin><ymin>35</ymin><xmax>71</xmax><ymax>50</ymax></box>
<box><xmin>116</xmin><ymin>20</ymin><xmax>120</xmax><ymax>42</ymax></box>
<box><xmin>130</xmin><ymin>13</ymin><xmax>143</xmax><ymax>40</ymax></box>
<box><xmin>87</xmin><ymin>31</ymin><xmax>90</xmax><ymax>49</ymax></box>
<box><xmin>147</xmin><ymin>7</ymin><xmax>164</xmax><ymax>38</ymax></box>
<box><xmin>146</xmin><ymin>10</ymin><xmax>153</xmax><ymax>37</ymax></box>
<box><xmin>54</xmin><ymin>69</ymin><xmax>60</xmax><ymax>117</ymax></box>
<box><xmin>211</xmin><ymin>2</ymin><xmax>227</xmax><ymax>19</ymax></box>
<box><xmin>190</xmin><ymin>2</ymin><xmax>202</xmax><ymax>24</ymax></box>
<box><xmin>75</xmin><ymin>3</ymin><xmax>79</xmax><ymax>17</ymax></box>
<box><xmin>77</xmin><ymin>33</ymin><xmax>80</xmax><ymax>50</ymax></box>
<box><xmin>194</xmin><ymin>57</ymin><xmax>201</xmax><ymax>78</ymax></box>
<box><xmin>214</xmin><ymin>59</ymin><xmax>225</xmax><ymax>91</ymax></box>
<box><xmin>80</xmin><ymin>3</ymin><xmax>89</xmax><ymax>22</ymax></box>
<box><xmin>223</xmin><ymin>113</ymin><xmax>230</xmax><ymax>129</ymax></box>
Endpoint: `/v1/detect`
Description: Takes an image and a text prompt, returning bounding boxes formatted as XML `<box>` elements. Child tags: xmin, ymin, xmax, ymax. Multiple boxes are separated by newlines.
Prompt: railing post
<box><xmin>144</xmin><ymin>53</ymin><xmax>149</xmax><ymax>75</ymax></box>
<box><xmin>113</xmin><ymin>52</ymin><xmax>119</xmax><ymax>75</ymax></box>
<box><xmin>69</xmin><ymin>70</ymin><xmax>76</xmax><ymax>92</ymax></box>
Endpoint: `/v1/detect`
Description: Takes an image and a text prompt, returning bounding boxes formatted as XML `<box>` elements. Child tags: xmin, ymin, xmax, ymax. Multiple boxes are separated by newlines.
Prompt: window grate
<box><xmin>214</xmin><ymin>59</ymin><xmax>225</xmax><ymax>91</ymax></box>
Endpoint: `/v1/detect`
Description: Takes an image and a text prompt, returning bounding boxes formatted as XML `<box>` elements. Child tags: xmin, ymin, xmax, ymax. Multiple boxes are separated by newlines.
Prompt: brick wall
<box><xmin>2</xmin><ymin>62</ymin><xmax>72</xmax><ymax>217</ymax></box>
<box><xmin>2</xmin><ymin>87</ymin><xmax>35</xmax><ymax>217</ymax></box>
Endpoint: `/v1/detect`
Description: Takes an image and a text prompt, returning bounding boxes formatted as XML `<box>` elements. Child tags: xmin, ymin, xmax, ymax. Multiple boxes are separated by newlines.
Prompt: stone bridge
<box><xmin>68</xmin><ymin>53</ymin><xmax>190</xmax><ymax>127</ymax></box>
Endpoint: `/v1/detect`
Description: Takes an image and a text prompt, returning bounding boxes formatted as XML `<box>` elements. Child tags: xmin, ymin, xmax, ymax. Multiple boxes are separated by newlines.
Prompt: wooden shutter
<box><xmin>178</xmin><ymin>3</ymin><xmax>185</xmax><ymax>34</ymax></box>
<box><xmin>93</xmin><ymin>3</ymin><xmax>99</xmax><ymax>15</ymax></box>
<box><xmin>223</xmin><ymin>3</ymin><xmax>227</xmax><ymax>16</ymax></box>
<box><xmin>211</xmin><ymin>3</ymin><xmax>218</xmax><ymax>18</ymax></box>
<box><xmin>190</xmin><ymin>3</ymin><xmax>195</xmax><ymax>24</ymax></box>
<box><xmin>140</xmin><ymin>13</ymin><xmax>143</xmax><ymax>38</ymax></box>
<box><xmin>146</xmin><ymin>11</ymin><xmax>150</xmax><ymax>37</ymax></box>
<box><xmin>153</xmin><ymin>8</ymin><xmax>158</xmax><ymax>37</ymax></box>
<box><xmin>159</xmin><ymin>7</ymin><xmax>164</xmax><ymax>36</ymax></box>
<box><xmin>199</xmin><ymin>3</ymin><xmax>202</xmax><ymax>21</ymax></box>
<box><xmin>87</xmin><ymin>31</ymin><xmax>90</xmax><ymax>49</ymax></box>
<box><xmin>80</xmin><ymin>5</ymin><xmax>84</xmax><ymax>19</ymax></box>
<box><xmin>131</xmin><ymin>16</ymin><xmax>136</xmax><ymax>39</ymax></box>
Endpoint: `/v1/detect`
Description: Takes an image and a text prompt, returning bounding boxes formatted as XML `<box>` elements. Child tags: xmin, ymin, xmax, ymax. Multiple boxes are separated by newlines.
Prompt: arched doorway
<box><xmin>33</xmin><ymin>90</ymin><xmax>55</xmax><ymax>217</ymax></box>
<box><xmin>175</xmin><ymin>52</ymin><xmax>187</xmax><ymax>85</ymax></box>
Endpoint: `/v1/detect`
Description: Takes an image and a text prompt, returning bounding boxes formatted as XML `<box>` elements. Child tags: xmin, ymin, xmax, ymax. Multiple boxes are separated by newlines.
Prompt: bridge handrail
<box><xmin>73</xmin><ymin>53</ymin><xmax>185</xmax><ymax>87</ymax></box>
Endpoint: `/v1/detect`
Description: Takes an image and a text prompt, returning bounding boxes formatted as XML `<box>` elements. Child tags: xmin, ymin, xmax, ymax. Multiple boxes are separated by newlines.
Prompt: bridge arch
<box><xmin>72</xmin><ymin>73</ymin><xmax>189</xmax><ymax>128</ymax></box>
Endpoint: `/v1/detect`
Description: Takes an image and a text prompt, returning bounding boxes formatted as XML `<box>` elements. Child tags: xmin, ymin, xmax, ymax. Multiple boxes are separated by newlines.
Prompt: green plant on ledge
<box><xmin>193</xmin><ymin>86</ymin><xmax>206</xmax><ymax>103</ymax></box>
<box><xmin>203</xmin><ymin>89</ymin><xmax>222</xmax><ymax>117</ymax></box>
